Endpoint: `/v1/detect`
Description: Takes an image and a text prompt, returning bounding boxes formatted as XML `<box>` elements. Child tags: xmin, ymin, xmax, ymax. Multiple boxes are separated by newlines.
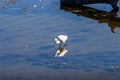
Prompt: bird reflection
<box><xmin>60</xmin><ymin>5</ymin><xmax>120</xmax><ymax>33</ymax></box>
<box><xmin>2</xmin><ymin>0</ymin><xmax>19</xmax><ymax>7</ymax></box>
<box><xmin>54</xmin><ymin>35</ymin><xmax>68</xmax><ymax>57</ymax></box>
<box><xmin>54</xmin><ymin>46</ymin><xmax>68</xmax><ymax>57</ymax></box>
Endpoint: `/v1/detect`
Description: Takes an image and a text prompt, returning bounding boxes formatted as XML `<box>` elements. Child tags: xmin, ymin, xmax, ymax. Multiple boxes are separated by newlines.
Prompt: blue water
<box><xmin>0</xmin><ymin>0</ymin><xmax>120</xmax><ymax>80</ymax></box>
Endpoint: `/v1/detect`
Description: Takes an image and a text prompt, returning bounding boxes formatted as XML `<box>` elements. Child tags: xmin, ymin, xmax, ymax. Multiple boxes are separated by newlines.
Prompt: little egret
<box><xmin>54</xmin><ymin>35</ymin><xmax>68</xmax><ymax>45</ymax></box>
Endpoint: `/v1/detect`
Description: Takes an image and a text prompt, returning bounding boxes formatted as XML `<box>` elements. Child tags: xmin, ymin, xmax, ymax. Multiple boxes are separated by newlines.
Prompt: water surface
<box><xmin>0</xmin><ymin>0</ymin><xmax>120</xmax><ymax>80</ymax></box>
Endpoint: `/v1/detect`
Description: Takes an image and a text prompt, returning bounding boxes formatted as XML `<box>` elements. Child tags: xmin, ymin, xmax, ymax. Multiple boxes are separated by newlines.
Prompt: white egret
<box><xmin>54</xmin><ymin>35</ymin><xmax>68</xmax><ymax>45</ymax></box>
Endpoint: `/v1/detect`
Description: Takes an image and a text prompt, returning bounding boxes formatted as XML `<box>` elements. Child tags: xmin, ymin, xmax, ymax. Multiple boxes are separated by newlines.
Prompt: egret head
<box><xmin>55</xmin><ymin>38</ymin><xmax>61</xmax><ymax>44</ymax></box>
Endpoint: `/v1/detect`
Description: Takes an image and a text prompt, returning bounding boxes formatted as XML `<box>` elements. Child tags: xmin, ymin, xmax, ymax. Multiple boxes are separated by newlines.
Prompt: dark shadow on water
<box><xmin>60</xmin><ymin>5</ymin><xmax>120</xmax><ymax>33</ymax></box>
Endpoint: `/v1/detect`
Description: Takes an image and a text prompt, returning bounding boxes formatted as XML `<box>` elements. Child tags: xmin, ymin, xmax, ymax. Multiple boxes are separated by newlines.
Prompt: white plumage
<box><xmin>55</xmin><ymin>35</ymin><xmax>68</xmax><ymax>45</ymax></box>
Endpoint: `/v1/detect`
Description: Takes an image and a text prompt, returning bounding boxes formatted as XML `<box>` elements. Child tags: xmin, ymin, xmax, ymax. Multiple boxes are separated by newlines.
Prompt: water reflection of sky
<box><xmin>0</xmin><ymin>0</ymin><xmax>120</xmax><ymax>80</ymax></box>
